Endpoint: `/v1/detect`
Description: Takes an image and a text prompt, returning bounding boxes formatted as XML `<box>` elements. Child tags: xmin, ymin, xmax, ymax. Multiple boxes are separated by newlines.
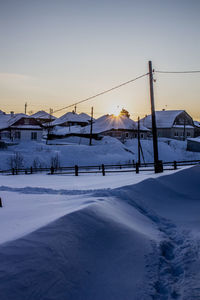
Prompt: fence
<box><xmin>0</xmin><ymin>159</ymin><xmax>200</xmax><ymax>176</ymax></box>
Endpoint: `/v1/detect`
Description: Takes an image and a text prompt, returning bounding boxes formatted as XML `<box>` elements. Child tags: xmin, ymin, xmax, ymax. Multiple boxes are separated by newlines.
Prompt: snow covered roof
<box><xmin>51</xmin><ymin>125</ymin><xmax>82</xmax><ymax>136</ymax></box>
<box><xmin>31</xmin><ymin>110</ymin><xmax>56</xmax><ymax>120</ymax></box>
<box><xmin>141</xmin><ymin>110</ymin><xmax>186</xmax><ymax>128</ymax></box>
<box><xmin>80</xmin><ymin>114</ymin><xmax>149</xmax><ymax>134</ymax></box>
<box><xmin>194</xmin><ymin>121</ymin><xmax>200</xmax><ymax>128</ymax></box>
<box><xmin>51</xmin><ymin>112</ymin><xmax>90</xmax><ymax>126</ymax></box>
<box><xmin>0</xmin><ymin>113</ymin><xmax>28</xmax><ymax>130</ymax></box>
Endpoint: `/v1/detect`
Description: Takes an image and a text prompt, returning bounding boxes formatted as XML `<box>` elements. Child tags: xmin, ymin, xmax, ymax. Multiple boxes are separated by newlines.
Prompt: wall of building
<box><xmin>101</xmin><ymin>130</ymin><xmax>149</xmax><ymax>141</ymax></box>
<box><xmin>11</xmin><ymin>130</ymin><xmax>43</xmax><ymax>141</ymax></box>
<box><xmin>157</xmin><ymin>127</ymin><xmax>194</xmax><ymax>140</ymax></box>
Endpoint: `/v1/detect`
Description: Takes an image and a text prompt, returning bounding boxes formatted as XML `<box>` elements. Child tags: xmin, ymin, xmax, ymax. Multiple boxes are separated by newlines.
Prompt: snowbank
<box><xmin>0</xmin><ymin>166</ymin><xmax>200</xmax><ymax>299</ymax></box>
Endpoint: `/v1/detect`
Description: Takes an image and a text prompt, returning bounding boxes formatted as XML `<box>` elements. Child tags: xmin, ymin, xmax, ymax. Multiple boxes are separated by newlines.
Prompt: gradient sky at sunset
<box><xmin>0</xmin><ymin>0</ymin><xmax>200</xmax><ymax>119</ymax></box>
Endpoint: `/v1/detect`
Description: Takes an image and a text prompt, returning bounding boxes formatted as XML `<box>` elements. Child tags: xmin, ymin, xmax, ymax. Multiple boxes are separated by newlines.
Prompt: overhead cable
<box><xmin>53</xmin><ymin>73</ymin><xmax>149</xmax><ymax>114</ymax></box>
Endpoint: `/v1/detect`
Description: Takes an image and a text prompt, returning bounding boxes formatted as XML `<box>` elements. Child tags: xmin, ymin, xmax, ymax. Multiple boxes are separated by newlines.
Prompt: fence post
<box><xmin>132</xmin><ymin>160</ymin><xmax>135</xmax><ymax>168</ymax></box>
<box><xmin>102</xmin><ymin>164</ymin><xmax>105</xmax><ymax>176</ymax></box>
<box><xmin>0</xmin><ymin>197</ymin><xmax>2</xmax><ymax>207</ymax></box>
<box><xmin>173</xmin><ymin>161</ymin><xmax>177</xmax><ymax>170</ymax></box>
<box><xmin>16</xmin><ymin>169</ymin><xmax>18</xmax><ymax>175</ymax></box>
<box><xmin>12</xmin><ymin>168</ymin><xmax>15</xmax><ymax>175</ymax></box>
<box><xmin>30</xmin><ymin>166</ymin><xmax>33</xmax><ymax>174</ymax></box>
<box><xmin>136</xmin><ymin>163</ymin><xmax>139</xmax><ymax>174</ymax></box>
<box><xmin>50</xmin><ymin>166</ymin><xmax>54</xmax><ymax>174</ymax></box>
<box><xmin>75</xmin><ymin>165</ymin><xmax>79</xmax><ymax>176</ymax></box>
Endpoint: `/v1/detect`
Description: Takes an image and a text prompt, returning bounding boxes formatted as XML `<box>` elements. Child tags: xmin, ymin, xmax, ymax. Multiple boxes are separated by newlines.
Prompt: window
<box><xmin>174</xmin><ymin>131</ymin><xmax>179</xmax><ymax>137</ymax></box>
<box><xmin>31</xmin><ymin>132</ymin><xmax>37</xmax><ymax>140</ymax></box>
<box><xmin>15</xmin><ymin>131</ymin><xmax>21</xmax><ymax>139</ymax></box>
<box><xmin>187</xmin><ymin>132</ymin><xmax>191</xmax><ymax>137</ymax></box>
<box><xmin>126</xmin><ymin>133</ymin><xmax>129</xmax><ymax>138</ymax></box>
<box><xmin>140</xmin><ymin>133</ymin><xmax>144</xmax><ymax>139</ymax></box>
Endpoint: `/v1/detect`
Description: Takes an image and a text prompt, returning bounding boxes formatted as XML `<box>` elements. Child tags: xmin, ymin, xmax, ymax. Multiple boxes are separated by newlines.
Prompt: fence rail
<box><xmin>0</xmin><ymin>159</ymin><xmax>200</xmax><ymax>176</ymax></box>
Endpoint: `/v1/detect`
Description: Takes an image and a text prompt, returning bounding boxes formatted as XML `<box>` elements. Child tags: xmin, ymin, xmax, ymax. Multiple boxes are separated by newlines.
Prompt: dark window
<box><xmin>187</xmin><ymin>132</ymin><xmax>191</xmax><ymax>137</ymax></box>
<box><xmin>31</xmin><ymin>132</ymin><xmax>37</xmax><ymax>140</ymax></box>
<box><xmin>15</xmin><ymin>132</ymin><xmax>21</xmax><ymax>139</ymax></box>
<box><xmin>174</xmin><ymin>131</ymin><xmax>178</xmax><ymax>137</ymax></box>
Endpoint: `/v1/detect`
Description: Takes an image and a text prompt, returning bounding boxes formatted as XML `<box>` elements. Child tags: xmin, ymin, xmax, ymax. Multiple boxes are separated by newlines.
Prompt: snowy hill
<box><xmin>0</xmin><ymin>166</ymin><xmax>200</xmax><ymax>299</ymax></box>
<box><xmin>1</xmin><ymin>137</ymin><xmax>200</xmax><ymax>171</ymax></box>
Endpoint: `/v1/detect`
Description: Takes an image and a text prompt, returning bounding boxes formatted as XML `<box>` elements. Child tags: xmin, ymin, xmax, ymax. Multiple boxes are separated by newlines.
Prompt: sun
<box><xmin>109</xmin><ymin>105</ymin><xmax>121</xmax><ymax>117</ymax></box>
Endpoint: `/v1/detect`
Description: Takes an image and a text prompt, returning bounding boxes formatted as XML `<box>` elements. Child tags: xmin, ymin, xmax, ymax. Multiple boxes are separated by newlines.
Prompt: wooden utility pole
<box><xmin>89</xmin><ymin>107</ymin><xmax>94</xmax><ymax>146</ymax></box>
<box><xmin>25</xmin><ymin>102</ymin><xmax>27</xmax><ymax>114</ymax></box>
<box><xmin>137</xmin><ymin>116</ymin><xmax>141</xmax><ymax>166</ymax></box>
<box><xmin>148</xmin><ymin>61</ymin><xmax>162</xmax><ymax>173</ymax></box>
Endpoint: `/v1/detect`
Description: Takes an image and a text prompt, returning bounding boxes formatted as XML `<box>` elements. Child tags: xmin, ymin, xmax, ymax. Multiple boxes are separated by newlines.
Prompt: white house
<box><xmin>0</xmin><ymin>112</ymin><xmax>43</xmax><ymax>142</ymax></box>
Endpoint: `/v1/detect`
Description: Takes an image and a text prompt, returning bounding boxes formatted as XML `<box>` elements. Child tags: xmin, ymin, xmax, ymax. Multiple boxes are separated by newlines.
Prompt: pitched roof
<box><xmin>141</xmin><ymin>110</ymin><xmax>185</xmax><ymax>128</ymax></box>
<box><xmin>31</xmin><ymin>110</ymin><xmax>56</xmax><ymax>120</ymax></box>
<box><xmin>0</xmin><ymin>113</ymin><xmax>28</xmax><ymax>130</ymax></box>
<box><xmin>81</xmin><ymin>114</ymin><xmax>149</xmax><ymax>134</ymax></box>
<box><xmin>51</xmin><ymin>112</ymin><xmax>90</xmax><ymax>126</ymax></box>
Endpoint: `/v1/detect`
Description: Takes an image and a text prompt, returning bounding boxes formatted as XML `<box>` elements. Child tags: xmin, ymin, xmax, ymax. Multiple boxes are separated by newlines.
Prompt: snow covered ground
<box><xmin>0</xmin><ymin>166</ymin><xmax>200</xmax><ymax>299</ymax></box>
<box><xmin>1</xmin><ymin>136</ymin><xmax>200</xmax><ymax>171</ymax></box>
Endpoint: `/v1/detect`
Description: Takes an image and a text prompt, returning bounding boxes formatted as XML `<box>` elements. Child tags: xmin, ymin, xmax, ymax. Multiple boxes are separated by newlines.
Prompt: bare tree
<box><xmin>50</xmin><ymin>153</ymin><xmax>60</xmax><ymax>170</ymax></box>
<box><xmin>7</xmin><ymin>152</ymin><xmax>24</xmax><ymax>170</ymax></box>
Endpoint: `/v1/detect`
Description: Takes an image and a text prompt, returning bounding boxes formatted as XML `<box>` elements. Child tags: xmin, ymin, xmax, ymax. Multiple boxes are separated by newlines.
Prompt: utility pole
<box><xmin>183</xmin><ymin>118</ymin><xmax>186</xmax><ymax>141</ymax></box>
<box><xmin>74</xmin><ymin>105</ymin><xmax>77</xmax><ymax>113</ymax></box>
<box><xmin>25</xmin><ymin>102</ymin><xmax>27</xmax><ymax>114</ymax></box>
<box><xmin>137</xmin><ymin>116</ymin><xmax>141</xmax><ymax>166</ymax></box>
<box><xmin>46</xmin><ymin>108</ymin><xmax>53</xmax><ymax>145</ymax></box>
<box><xmin>89</xmin><ymin>106</ymin><xmax>93</xmax><ymax>146</ymax></box>
<box><xmin>148</xmin><ymin>61</ymin><xmax>163</xmax><ymax>173</ymax></box>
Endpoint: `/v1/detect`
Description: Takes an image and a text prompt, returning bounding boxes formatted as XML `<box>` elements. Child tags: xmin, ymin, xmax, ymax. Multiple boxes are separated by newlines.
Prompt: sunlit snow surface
<box><xmin>0</xmin><ymin>166</ymin><xmax>200</xmax><ymax>299</ymax></box>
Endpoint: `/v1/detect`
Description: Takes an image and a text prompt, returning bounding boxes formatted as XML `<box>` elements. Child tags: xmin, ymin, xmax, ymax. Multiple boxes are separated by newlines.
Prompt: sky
<box><xmin>0</xmin><ymin>0</ymin><xmax>200</xmax><ymax>120</ymax></box>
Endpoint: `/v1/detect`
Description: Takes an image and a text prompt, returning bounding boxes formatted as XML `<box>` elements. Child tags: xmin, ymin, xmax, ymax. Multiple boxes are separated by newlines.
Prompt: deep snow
<box><xmin>0</xmin><ymin>166</ymin><xmax>200</xmax><ymax>299</ymax></box>
<box><xmin>1</xmin><ymin>136</ymin><xmax>200</xmax><ymax>171</ymax></box>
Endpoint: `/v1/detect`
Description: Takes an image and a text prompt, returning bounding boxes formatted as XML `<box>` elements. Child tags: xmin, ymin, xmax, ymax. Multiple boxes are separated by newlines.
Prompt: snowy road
<box><xmin>0</xmin><ymin>166</ymin><xmax>200</xmax><ymax>299</ymax></box>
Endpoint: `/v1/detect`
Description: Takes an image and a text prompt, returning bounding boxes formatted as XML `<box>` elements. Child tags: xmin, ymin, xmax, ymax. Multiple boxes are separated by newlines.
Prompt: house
<box><xmin>31</xmin><ymin>110</ymin><xmax>56</xmax><ymax>124</ymax></box>
<box><xmin>193</xmin><ymin>121</ymin><xmax>200</xmax><ymax>137</ymax></box>
<box><xmin>51</xmin><ymin>112</ymin><xmax>90</xmax><ymax>128</ymax></box>
<box><xmin>187</xmin><ymin>137</ymin><xmax>200</xmax><ymax>152</ymax></box>
<box><xmin>0</xmin><ymin>112</ymin><xmax>43</xmax><ymax>142</ymax></box>
<box><xmin>141</xmin><ymin>110</ymin><xmax>195</xmax><ymax>140</ymax></box>
<box><xmin>80</xmin><ymin>114</ymin><xmax>150</xmax><ymax>142</ymax></box>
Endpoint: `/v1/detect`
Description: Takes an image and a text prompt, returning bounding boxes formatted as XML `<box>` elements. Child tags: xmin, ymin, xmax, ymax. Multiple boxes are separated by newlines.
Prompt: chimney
<box><xmin>10</xmin><ymin>111</ymin><xmax>14</xmax><ymax>117</ymax></box>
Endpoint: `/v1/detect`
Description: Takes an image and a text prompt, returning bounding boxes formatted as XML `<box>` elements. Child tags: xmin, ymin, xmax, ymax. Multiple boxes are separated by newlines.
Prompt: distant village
<box><xmin>0</xmin><ymin>108</ymin><xmax>200</xmax><ymax>152</ymax></box>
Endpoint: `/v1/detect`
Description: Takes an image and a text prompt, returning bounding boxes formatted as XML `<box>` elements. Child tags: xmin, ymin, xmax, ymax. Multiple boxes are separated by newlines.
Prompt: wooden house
<box><xmin>141</xmin><ymin>110</ymin><xmax>194</xmax><ymax>140</ymax></box>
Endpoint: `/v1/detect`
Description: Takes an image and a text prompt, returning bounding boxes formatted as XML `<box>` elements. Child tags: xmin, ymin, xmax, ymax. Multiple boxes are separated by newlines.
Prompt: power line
<box><xmin>155</xmin><ymin>70</ymin><xmax>200</xmax><ymax>74</ymax></box>
<box><xmin>53</xmin><ymin>73</ymin><xmax>149</xmax><ymax>114</ymax></box>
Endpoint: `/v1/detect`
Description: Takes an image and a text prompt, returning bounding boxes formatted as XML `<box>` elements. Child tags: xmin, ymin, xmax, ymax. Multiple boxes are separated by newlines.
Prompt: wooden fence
<box><xmin>0</xmin><ymin>159</ymin><xmax>200</xmax><ymax>176</ymax></box>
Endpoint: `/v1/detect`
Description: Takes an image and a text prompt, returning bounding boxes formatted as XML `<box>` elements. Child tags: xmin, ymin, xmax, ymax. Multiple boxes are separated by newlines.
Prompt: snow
<box><xmin>1</xmin><ymin>137</ymin><xmax>200</xmax><ymax>171</ymax></box>
<box><xmin>187</xmin><ymin>137</ymin><xmax>200</xmax><ymax>142</ymax></box>
<box><xmin>0</xmin><ymin>113</ymin><xmax>27</xmax><ymax>130</ymax></box>
<box><xmin>0</xmin><ymin>166</ymin><xmax>200</xmax><ymax>299</ymax></box>
<box><xmin>31</xmin><ymin>110</ymin><xmax>56</xmax><ymax>119</ymax></box>
<box><xmin>51</xmin><ymin>125</ymin><xmax>83</xmax><ymax>136</ymax></box>
<box><xmin>51</xmin><ymin>112</ymin><xmax>90</xmax><ymax>126</ymax></box>
<box><xmin>142</xmin><ymin>110</ymin><xmax>185</xmax><ymax>128</ymax></box>
<box><xmin>81</xmin><ymin>114</ymin><xmax>149</xmax><ymax>134</ymax></box>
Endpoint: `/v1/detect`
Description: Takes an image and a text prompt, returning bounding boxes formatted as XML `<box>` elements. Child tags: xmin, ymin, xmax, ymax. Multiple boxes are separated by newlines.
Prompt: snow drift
<box><xmin>0</xmin><ymin>166</ymin><xmax>200</xmax><ymax>299</ymax></box>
